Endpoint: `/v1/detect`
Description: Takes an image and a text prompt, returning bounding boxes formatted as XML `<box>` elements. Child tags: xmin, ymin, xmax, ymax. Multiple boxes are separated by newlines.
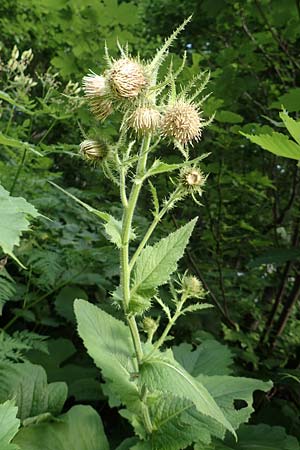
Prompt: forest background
<box><xmin>0</xmin><ymin>0</ymin><xmax>300</xmax><ymax>449</ymax></box>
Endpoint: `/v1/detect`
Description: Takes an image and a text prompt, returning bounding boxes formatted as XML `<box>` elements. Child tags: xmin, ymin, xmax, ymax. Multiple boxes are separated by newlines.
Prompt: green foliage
<box><xmin>0</xmin><ymin>401</ymin><xmax>20</xmax><ymax>450</ymax></box>
<box><xmin>1</xmin><ymin>1</ymin><xmax>300</xmax><ymax>448</ymax></box>
<box><xmin>0</xmin><ymin>362</ymin><xmax>67</xmax><ymax>421</ymax></box>
<box><xmin>13</xmin><ymin>405</ymin><xmax>109</xmax><ymax>450</ymax></box>
<box><xmin>205</xmin><ymin>424</ymin><xmax>300</xmax><ymax>450</ymax></box>
<box><xmin>0</xmin><ymin>185</ymin><xmax>40</xmax><ymax>267</ymax></box>
<box><xmin>131</xmin><ymin>218</ymin><xmax>197</xmax><ymax>304</ymax></box>
<box><xmin>74</xmin><ymin>299</ymin><xmax>138</xmax><ymax>407</ymax></box>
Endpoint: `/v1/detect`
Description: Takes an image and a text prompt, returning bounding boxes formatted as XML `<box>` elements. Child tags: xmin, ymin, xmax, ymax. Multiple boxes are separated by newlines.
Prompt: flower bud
<box><xmin>79</xmin><ymin>139</ymin><xmax>109</xmax><ymax>163</ymax></box>
<box><xmin>180</xmin><ymin>167</ymin><xmax>206</xmax><ymax>195</ymax></box>
<box><xmin>129</xmin><ymin>106</ymin><xmax>161</xmax><ymax>134</ymax></box>
<box><xmin>182</xmin><ymin>275</ymin><xmax>206</xmax><ymax>299</ymax></box>
<box><xmin>108</xmin><ymin>58</ymin><xmax>147</xmax><ymax>98</ymax></box>
<box><xmin>161</xmin><ymin>100</ymin><xmax>203</xmax><ymax>145</ymax></box>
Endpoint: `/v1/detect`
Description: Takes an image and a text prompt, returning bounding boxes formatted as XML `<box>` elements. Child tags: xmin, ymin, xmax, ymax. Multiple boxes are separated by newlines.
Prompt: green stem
<box><xmin>144</xmin><ymin>296</ymin><xmax>186</xmax><ymax>361</ymax></box>
<box><xmin>120</xmin><ymin>134</ymin><xmax>152</xmax><ymax>365</ymax></box>
<box><xmin>129</xmin><ymin>188</ymin><xmax>181</xmax><ymax>271</ymax></box>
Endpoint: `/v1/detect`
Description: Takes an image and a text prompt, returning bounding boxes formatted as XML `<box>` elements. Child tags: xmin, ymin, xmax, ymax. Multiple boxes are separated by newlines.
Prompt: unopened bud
<box><xmin>79</xmin><ymin>139</ymin><xmax>109</xmax><ymax>163</ymax></box>
<box><xmin>182</xmin><ymin>275</ymin><xmax>205</xmax><ymax>299</ymax></box>
<box><xmin>180</xmin><ymin>167</ymin><xmax>206</xmax><ymax>195</ymax></box>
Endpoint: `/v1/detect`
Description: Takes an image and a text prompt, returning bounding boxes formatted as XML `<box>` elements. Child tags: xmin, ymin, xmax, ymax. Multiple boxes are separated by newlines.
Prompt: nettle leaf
<box><xmin>131</xmin><ymin>218</ymin><xmax>197</xmax><ymax>299</ymax></box>
<box><xmin>279</xmin><ymin>111</ymin><xmax>300</xmax><ymax>145</ymax></box>
<box><xmin>0</xmin><ymin>362</ymin><xmax>67</xmax><ymax>421</ymax></box>
<box><xmin>241</xmin><ymin>131</ymin><xmax>300</xmax><ymax>160</ymax></box>
<box><xmin>173</xmin><ymin>340</ymin><xmax>234</xmax><ymax>376</ymax></box>
<box><xmin>0</xmin><ymin>400</ymin><xmax>20</xmax><ymax>450</ymax></box>
<box><xmin>74</xmin><ymin>299</ymin><xmax>139</xmax><ymax>407</ymax></box>
<box><xmin>140</xmin><ymin>352</ymin><xmax>236</xmax><ymax>437</ymax></box>
<box><xmin>196</xmin><ymin>375</ymin><xmax>272</xmax><ymax>434</ymax></box>
<box><xmin>0</xmin><ymin>185</ymin><xmax>40</xmax><ymax>267</ymax></box>
<box><xmin>13</xmin><ymin>405</ymin><xmax>109</xmax><ymax>450</ymax></box>
<box><xmin>209</xmin><ymin>424</ymin><xmax>300</xmax><ymax>450</ymax></box>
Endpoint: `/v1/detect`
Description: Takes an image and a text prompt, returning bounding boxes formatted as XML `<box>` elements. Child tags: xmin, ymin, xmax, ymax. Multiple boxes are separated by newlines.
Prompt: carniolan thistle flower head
<box><xmin>82</xmin><ymin>73</ymin><xmax>112</xmax><ymax>121</ymax></box>
<box><xmin>79</xmin><ymin>139</ymin><xmax>109</xmax><ymax>163</ymax></box>
<box><xmin>129</xmin><ymin>106</ymin><xmax>161</xmax><ymax>134</ymax></box>
<box><xmin>161</xmin><ymin>100</ymin><xmax>203</xmax><ymax>146</ymax></box>
<box><xmin>108</xmin><ymin>58</ymin><xmax>147</xmax><ymax>98</ymax></box>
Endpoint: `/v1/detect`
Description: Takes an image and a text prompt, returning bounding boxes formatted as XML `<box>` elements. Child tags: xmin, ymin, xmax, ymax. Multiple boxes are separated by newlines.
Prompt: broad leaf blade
<box><xmin>13</xmin><ymin>405</ymin><xmax>109</xmax><ymax>450</ymax></box>
<box><xmin>0</xmin><ymin>401</ymin><xmax>20</xmax><ymax>450</ymax></box>
<box><xmin>0</xmin><ymin>362</ymin><xmax>67</xmax><ymax>421</ymax></box>
<box><xmin>173</xmin><ymin>340</ymin><xmax>234</xmax><ymax>376</ymax></box>
<box><xmin>197</xmin><ymin>375</ymin><xmax>272</xmax><ymax>432</ymax></box>
<box><xmin>0</xmin><ymin>185</ymin><xmax>40</xmax><ymax>267</ymax></box>
<box><xmin>74</xmin><ymin>299</ymin><xmax>139</xmax><ymax>407</ymax></box>
<box><xmin>140</xmin><ymin>355</ymin><xmax>236</xmax><ymax>437</ymax></box>
<box><xmin>131</xmin><ymin>218</ymin><xmax>197</xmax><ymax>298</ymax></box>
<box><xmin>241</xmin><ymin>131</ymin><xmax>300</xmax><ymax>160</ymax></box>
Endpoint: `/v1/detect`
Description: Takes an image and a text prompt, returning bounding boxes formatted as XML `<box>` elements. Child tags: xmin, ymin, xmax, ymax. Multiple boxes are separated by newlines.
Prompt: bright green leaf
<box><xmin>131</xmin><ymin>218</ymin><xmax>197</xmax><ymax>299</ymax></box>
<box><xmin>13</xmin><ymin>405</ymin><xmax>109</xmax><ymax>450</ymax></box>
<box><xmin>241</xmin><ymin>131</ymin><xmax>300</xmax><ymax>160</ymax></box>
<box><xmin>0</xmin><ymin>185</ymin><xmax>40</xmax><ymax>268</ymax></box>
<box><xmin>0</xmin><ymin>401</ymin><xmax>20</xmax><ymax>450</ymax></box>
<box><xmin>74</xmin><ymin>299</ymin><xmax>139</xmax><ymax>407</ymax></box>
<box><xmin>140</xmin><ymin>353</ymin><xmax>236</xmax><ymax>437</ymax></box>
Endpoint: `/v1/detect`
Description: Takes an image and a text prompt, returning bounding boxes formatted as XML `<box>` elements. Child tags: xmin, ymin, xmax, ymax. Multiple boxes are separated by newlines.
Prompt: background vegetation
<box><xmin>0</xmin><ymin>0</ymin><xmax>300</xmax><ymax>448</ymax></box>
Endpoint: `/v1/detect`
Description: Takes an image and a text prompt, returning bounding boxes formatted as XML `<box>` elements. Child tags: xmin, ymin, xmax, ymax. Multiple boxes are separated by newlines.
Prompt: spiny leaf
<box><xmin>131</xmin><ymin>218</ymin><xmax>197</xmax><ymax>300</ymax></box>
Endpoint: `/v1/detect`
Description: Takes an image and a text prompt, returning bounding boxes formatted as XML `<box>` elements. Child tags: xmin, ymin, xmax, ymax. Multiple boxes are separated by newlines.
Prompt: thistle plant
<box><xmin>68</xmin><ymin>19</ymin><xmax>271</xmax><ymax>450</ymax></box>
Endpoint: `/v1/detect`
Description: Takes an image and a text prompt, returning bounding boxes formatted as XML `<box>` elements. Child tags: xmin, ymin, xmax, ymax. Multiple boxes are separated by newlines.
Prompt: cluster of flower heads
<box><xmin>80</xmin><ymin>22</ymin><xmax>212</xmax><ymax>203</ymax></box>
<box><xmin>81</xmin><ymin>47</ymin><xmax>211</xmax><ymax>146</ymax></box>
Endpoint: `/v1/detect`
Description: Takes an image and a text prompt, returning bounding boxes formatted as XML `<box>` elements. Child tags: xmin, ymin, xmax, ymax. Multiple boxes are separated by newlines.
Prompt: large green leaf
<box><xmin>140</xmin><ymin>353</ymin><xmax>236</xmax><ymax>437</ymax></box>
<box><xmin>197</xmin><ymin>375</ymin><xmax>272</xmax><ymax>432</ymax></box>
<box><xmin>0</xmin><ymin>185</ymin><xmax>40</xmax><ymax>267</ymax></box>
<box><xmin>173</xmin><ymin>340</ymin><xmax>234</xmax><ymax>376</ymax></box>
<box><xmin>0</xmin><ymin>401</ymin><xmax>20</xmax><ymax>450</ymax></box>
<box><xmin>74</xmin><ymin>299</ymin><xmax>139</xmax><ymax>407</ymax></box>
<box><xmin>131</xmin><ymin>218</ymin><xmax>197</xmax><ymax>299</ymax></box>
<box><xmin>241</xmin><ymin>131</ymin><xmax>300</xmax><ymax>160</ymax></box>
<box><xmin>206</xmin><ymin>424</ymin><xmax>300</xmax><ymax>450</ymax></box>
<box><xmin>0</xmin><ymin>362</ymin><xmax>67</xmax><ymax>421</ymax></box>
<box><xmin>147</xmin><ymin>394</ymin><xmax>211</xmax><ymax>450</ymax></box>
<box><xmin>13</xmin><ymin>405</ymin><xmax>109</xmax><ymax>450</ymax></box>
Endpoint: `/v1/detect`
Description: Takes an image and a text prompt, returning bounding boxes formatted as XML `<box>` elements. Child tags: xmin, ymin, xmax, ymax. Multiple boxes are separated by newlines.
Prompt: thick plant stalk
<box><xmin>120</xmin><ymin>134</ymin><xmax>152</xmax><ymax>364</ymax></box>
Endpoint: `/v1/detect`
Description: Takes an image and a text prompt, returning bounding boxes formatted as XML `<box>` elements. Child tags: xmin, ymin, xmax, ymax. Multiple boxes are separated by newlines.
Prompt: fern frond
<box><xmin>0</xmin><ymin>330</ymin><xmax>48</xmax><ymax>363</ymax></box>
<box><xmin>28</xmin><ymin>250</ymin><xmax>63</xmax><ymax>289</ymax></box>
<box><xmin>0</xmin><ymin>269</ymin><xmax>16</xmax><ymax>315</ymax></box>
